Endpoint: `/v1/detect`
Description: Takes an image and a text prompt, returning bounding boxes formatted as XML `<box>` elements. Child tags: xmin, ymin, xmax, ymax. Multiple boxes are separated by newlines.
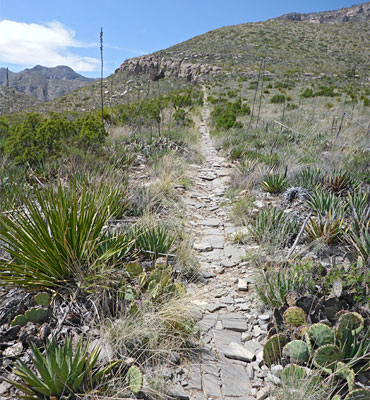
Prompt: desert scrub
<box><xmin>249</xmin><ymin>207</ymin><xmax>300</xmax><ymax>248</ymax></box>
<box><xmin>0</xmin><ymin>180</ymin><xmax>132</xmax><ymax>290</ymax></box>
<box><xmin>105</xmin><ymin>293</ymin><xmax>197</xmax><ymax>369</ymax></box>
<box><xmin>231</xmin><ymin>193</ymin><xmax>256</xmax><ymax>226</ymax></box>
<box><xmin>6</xmin><ymin>336</ymin><xmax>117</xmax><ymax>399</ymax></box>
<box><xmin>255</xmin><ymin>262</ymin><xmax>316</xmax><ymax>308</ymax></box>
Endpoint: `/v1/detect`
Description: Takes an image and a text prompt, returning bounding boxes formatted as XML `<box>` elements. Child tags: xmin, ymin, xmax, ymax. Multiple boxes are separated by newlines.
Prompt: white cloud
<box><xmin>0</xmin><ymin>20</ymin><xmax>99</xmax><ymax>72</ymax></box>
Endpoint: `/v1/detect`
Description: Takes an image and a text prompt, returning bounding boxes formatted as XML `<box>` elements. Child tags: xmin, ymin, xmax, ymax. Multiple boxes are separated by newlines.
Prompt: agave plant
<box><xmin>346</xmin><ymin>192</ymin><xmax>370</xmax><ymax>236</ymax></box>
<box><xmin>6</xmin><ymin>336</ymin><xmax>117</xmax><ymax>399</ymax></box>
<box><xmin>305</xmin><ymin>210</ymin><xmax>347</xmax><ymax>245</ymax></box>
<box><xmin>0</xmin><ymin>181</ymin><xmax>133</xmax><ymax>289</ymax></box>
<box><xmin>261</xmin><ymin>173</ymin><xmax>288</xmax><ymax>194</ymax></box>
<box><xmin>295</xmin><ymin>167</ymin><xmax>323</xmax><ymax>191</ymax></box>
<box><xmin>249</xmin><ymin>207</ymin><xmax>299</xmax><ymax>247</ymax></box>
<box><xmin>130</xmin><ymin>225</ymin><xmax>177</xmax><ymax>260</ymax></box>
<box><xmin>324</xmin><ymin>171</ymin><xmax>360</xmax><ymax>195</ymax></box>
<box><xmin>346</xmin><ymin>224</ymin><xmax>370</xmax><ymax>268</ymax></box>
<box><xmin>306</xmin><ymin>191</ymin><xmax>342</xmax><ymax>215</ymax></box>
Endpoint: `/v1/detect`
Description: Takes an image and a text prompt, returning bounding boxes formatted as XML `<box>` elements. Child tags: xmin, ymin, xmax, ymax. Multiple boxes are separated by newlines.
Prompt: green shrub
<box><xmin>261</xmin><ymin>173</ymin><xmax>288</xmax><ymax>194</ymax></box>
<box><xmin>270</xmin><ymin>94</ymin><xmax>286</xmax><ymax>104</ymax></box>
<box><xmin>249</xmin><ymin>207</ymin><xmax>299</xmax><ymax>248</ymax></box>
<box><xmin>0</xmin><ymin>180</ymin><xmax>132</xmax><ymax>289</ymax></box>
<box><xmin>6</xmin><ymin>336</ymin><xmax>116</xmax><ymax>399</ymax></box>
<box><xmin>301</xmin><ymin>88</ymin><xmax>314</xmax><ymax>98</ymax></box>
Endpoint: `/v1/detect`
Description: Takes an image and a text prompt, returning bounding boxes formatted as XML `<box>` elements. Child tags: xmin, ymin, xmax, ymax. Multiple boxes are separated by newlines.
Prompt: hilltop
<box><xmin>0</xmin><ymin>65</ymin><xmax>95</xmax><ymax>102</ymax></box>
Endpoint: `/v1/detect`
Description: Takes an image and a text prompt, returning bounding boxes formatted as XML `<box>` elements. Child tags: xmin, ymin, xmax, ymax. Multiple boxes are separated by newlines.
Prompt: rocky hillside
<box><xmin>273</xmin><ymin>1</ymin><xmax>370</xmax><ymax>24</ymax></box>
<box><xmin>0</xmin><ymin>85</ymin><xmax>40</xmax><ymax>114</ymax></box>
<box><xmin>0</xmin><ymin>65</ymin><xmax>95</xmax><ymax>102</ymax></box>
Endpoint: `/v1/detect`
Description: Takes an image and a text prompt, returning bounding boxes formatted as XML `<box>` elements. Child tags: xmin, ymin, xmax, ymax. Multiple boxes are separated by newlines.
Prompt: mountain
<box><xmin>272</xmin><ymin>2</ymin><xmax>370</xmax><ymax>24</ymax></box>
<box><xmin>6</xmin><ymin>2</ymin><xmax>370</xmax><ymax>114</ymax></box>
<box><xmin>0</xmin><ymin>65</ymin><xmax>96</xmax><ymax>102</ymax></box>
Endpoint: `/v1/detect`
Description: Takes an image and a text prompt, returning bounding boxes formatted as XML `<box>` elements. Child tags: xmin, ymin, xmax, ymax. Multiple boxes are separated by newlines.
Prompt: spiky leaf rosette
<box><xmin>283</xmin><ymin>340</ymin><xmax>310</xmax><ymax>364</ymax></box>
<box><xmin>313</xmin><ymin>344</ymin><xmax>342</xmax><ymax>373</ymax></box>
<box><xmin>308</xmin><ymin>323</ymin><xmax>335</xmax><ymax>347</ymax></box>
<box><xmin>344</xmin><ymin>389</ymin><xmax>370</xmax><ymax>400</ymax></box>
<box><xmin>263</xmin><ymin>334</ymin><xmax>288</xmax><ymax>367</ymax></box>
<box><xmin>335</xmin><ymin>361</ymin><xmax>355</xmax><ymax>391</ymax></box>
<box><xmin>283</xmin><ymin>306</ymin><xmax>306</xmax><ymax>328</ymax></box>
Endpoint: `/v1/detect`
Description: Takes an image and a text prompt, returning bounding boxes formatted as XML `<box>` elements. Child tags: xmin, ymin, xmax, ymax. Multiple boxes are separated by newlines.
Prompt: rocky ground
<box><xmin>165</xmin><ymin>95</ymin><xmax>274</xmax><ymax>400</ymax></box>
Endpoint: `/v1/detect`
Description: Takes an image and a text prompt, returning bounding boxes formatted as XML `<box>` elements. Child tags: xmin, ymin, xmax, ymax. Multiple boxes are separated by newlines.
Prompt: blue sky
<box><xmin>0</xmin><ymin>0</ymin><xmax>365</xmax><ymax>77</ymax></box>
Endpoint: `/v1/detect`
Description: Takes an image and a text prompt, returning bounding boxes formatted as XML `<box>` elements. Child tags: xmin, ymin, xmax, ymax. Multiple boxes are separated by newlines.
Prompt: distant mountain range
<box><xmin>0</xmin><ymin>65</ymin><xmax>96</xmax><ymax>102</ymax></box>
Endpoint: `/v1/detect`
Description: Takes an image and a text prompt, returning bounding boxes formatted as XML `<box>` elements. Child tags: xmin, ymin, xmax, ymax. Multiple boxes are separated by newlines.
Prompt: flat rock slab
<box><xmin>168</xmin><ymin>385</ymin><xmax>189</xmax><ymax>400</ymax></box>
<box><xmin>213</xmin><ymin>329</ymin><xmax>242</xmax><ymax>353</ymax></box>
<box><xmin>224</xmin><ymin>342</ymin><xmax>255</xmax><ymax>362</ymax></box>
<box><xmin>220</xmin><ymin>361</ymin><xmax>253</xmax><ymax>397</ymax></box>
<box><xmin>201</xmin><ymin>219</ymin><xmax>222</xmax><ymax>227</ymax></box>
<box><xmin>193</xmin><ymin>242</ymin><xmax>213</xmax><ymax>252</ymax></box>
<box><xmin>203</xmin><ymin>372</ymin><xmax>222</xmax><ymax>399</ymax></box>
<box><xmin>222</xmin><ymin>316</ymin><xmax>249</xmax><ymax>332</ymax></box>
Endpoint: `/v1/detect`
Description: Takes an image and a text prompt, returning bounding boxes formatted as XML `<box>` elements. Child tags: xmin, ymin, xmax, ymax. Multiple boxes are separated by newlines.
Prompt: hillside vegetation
<box><xmin>0</xmin><ymin>3</ymin><xmax>369</xmax><ymax>399</ymax></box>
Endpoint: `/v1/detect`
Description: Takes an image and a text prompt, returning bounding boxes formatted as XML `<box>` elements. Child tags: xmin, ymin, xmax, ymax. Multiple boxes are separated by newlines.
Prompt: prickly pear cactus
<box><xmin>263</xmin><ymin>333</ymin><xmax>288</xmax><ymax>367</ymax></box>
<box><xmin>126</xmin><ymin>365</ymin><xmax>143</xmax><ymax>394</ymax></box>
<box><xmin>125</xmin><ymin>263</ymin><xmax>144</xmax><ymax>278</ymax></box>
<box><xmin>336</xmin><ymin>312</ymin><xmax>364</xmax><ymax>339</ymax></box>
<box><xmin>280</xmin><ymin>364</ymin><xmax>307</xmax><ymax>384</ymax></box>
<box><xmin>344</xmin><ymin>389</ymin><xmax>370</xmax><ymax>399</ymax></box>
<box><xmin>10</xmin><ymin>315</ymin><xmax>27</xmax><ymax>327</ymax></box>
<box><xmin>313</xmin><ymin>344</ymin><xmax>342</xmax><ymax>373</ymax></box>
<box><xmin>34</xmin><ymin>292</ymin><xmax>50</xmax><ymax>306</ymax></box>
<box><xmin>24</xmin><ymin>307</ymin><xmax>48</xmax><ymax>324</ymax></box>
<box><xmin>283</xmin><ymin>306</ymin><xmax>306</xmax><ymax>327</ymax></box>
<box><xmin>335</xmin><ymin>361</ymin><xmax>355</xmax><ymax>391</ymax></box>
<box><xmin>308</xmin><ymin>323</ymin><xmax>335</xmax><ymax>347</ymax></box>
<box><xmin>283</xmin><ymin>340</ymin><xmax>310</xmax><ymax>364</ymax></box>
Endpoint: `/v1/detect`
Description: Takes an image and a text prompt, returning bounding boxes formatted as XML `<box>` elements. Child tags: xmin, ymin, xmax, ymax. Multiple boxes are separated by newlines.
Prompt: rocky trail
<box><xmin>169</xmin><ymin>95</ymin><xmax>275</xmax><ymax>400</ymax></box>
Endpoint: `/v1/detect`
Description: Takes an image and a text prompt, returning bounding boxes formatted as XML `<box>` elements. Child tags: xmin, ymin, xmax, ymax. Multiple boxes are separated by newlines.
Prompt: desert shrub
<box><xmin>249</xmin><ymin>207</ymin><xmax>299</xmax><ymax>248</ymax></box>
<box><xmin>314</xmin><ymin>86</ymin><xmax>337</xmax><ymax>97</ymax></box>
<box><xmin>211</xmin><ymin>98</ymin><xmax>250</xmax><ymax>130</ymax></box>
<box><xmin>301</xmin><ymin>88</ymin><xmax>314</xmax><ymax>98</ymax></box>
<box><xmin>0</xmin><ymin>180</ymin><xmax>131</xmax><ymax>289</ymax></box>
<box><xmin>256</xmin><ymin>262</ymin><xmax>316</xmax><ymax>308</ymax></box>
<box><xmin>261</xmin><ymin>173</ymin><xmax>288</xmax><ymax>194</ymax></box>
<box><xmin>6</xmin><ymin>337</ymin><xmax>116</xmax><ymax>399</ymax></box>
<box><xmin>270</xmin><ymin>94</ymin><xmax>286</xmax><ymax>104</ymax></box>
<box><xmin>4</xmin><ymin>113</ymin><xmax>106</xmax><ymax>166</ymax></box>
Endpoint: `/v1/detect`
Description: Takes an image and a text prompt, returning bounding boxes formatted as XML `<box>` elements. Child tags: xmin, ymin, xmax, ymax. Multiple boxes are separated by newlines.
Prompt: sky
<box><xmin>0</xmin><ymin>0</ymin><xmax>366</xmax><ymax>78</ymax></box>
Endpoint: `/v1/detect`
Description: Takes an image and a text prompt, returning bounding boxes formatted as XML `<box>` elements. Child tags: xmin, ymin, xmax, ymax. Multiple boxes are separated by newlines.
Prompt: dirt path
<box><xmin>170</xmin><ymin>93</ymin><xmax>273</xmax><ymax>400</ymax></box>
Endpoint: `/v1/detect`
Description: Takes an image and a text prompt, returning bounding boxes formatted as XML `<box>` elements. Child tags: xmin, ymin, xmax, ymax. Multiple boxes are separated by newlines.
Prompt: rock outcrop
<box><xmin>117</xmin><ymin>55</ymin><xmax>221</xmax><ymax>82</ymax></box>
<box><xmin>273</xmin><ymin>2</ymin><xmax>370</xmax><ymax>24</ymax></box>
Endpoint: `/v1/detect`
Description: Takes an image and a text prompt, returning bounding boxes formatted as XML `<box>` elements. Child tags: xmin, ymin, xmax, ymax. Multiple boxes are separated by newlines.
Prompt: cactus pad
<box><xmin>344</xmin><ymin>389</ymin><xmax>370</xmax><ymax>400</ymax></box>
<box><xmin>283</xmin><ymin>340</ymin><xmax>310</xmax><ymax>364</ymax></box>
<box><xmin>263</xmin><ymin>333</ymin><xmax>287</xmax><ymax>367</ymax></box>
<box><xmin>308</xmin><ymin>323</ymin><xmax>335</xmax><ymax>347</ymax></box>
<box><xmin>280</xmin><ymin>364</ymin><xmax>307</xmax><ymax>384</ymax></box>
<box><xmin>283</xmin><ymin>306</ymin><xmax>306</xmax><ymax>327</ymax></box>
<box><xmin>313</xmin><ymin>344</ymin><xmax>342</xmax><ymax>372</ymax></box>
<box><xmin>34</xmin><ymin>292</ymin><xmax>50</xmax><ymax>306</ymax></box>
<box><xmin>24</xmin><ymin>307</ymin><xmax>48</xmax><ymax>324</ymax></box>
<box><xmin>11</xmin><ymin>315</ymin><xmax>27</xmax><ymax>327</ymax></box>
<box><xmin>126</xmin><ymin>365</ymin><xmax>143</xmax><ymax>394</ymax></box>
<box><xmin>336</xmin><ymin>312</ymin><xmax>364</xmax><ymax>338</ymax></box>
<box><xmin>125</xmin><ymin>263</ymin><xmax>144</xmax><ymax>278</ymax></box>
<box><xmin>335</xmin><ymin>361</ymin><xmax>355</xmax><ymax>391</ymax></box>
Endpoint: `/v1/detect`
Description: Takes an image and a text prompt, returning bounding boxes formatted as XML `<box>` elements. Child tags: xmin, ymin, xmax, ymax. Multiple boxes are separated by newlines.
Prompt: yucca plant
<box><xmin>0</xmin><ymin>180</ymin><xmax>133</xmax><ymax>289</ymax></box>
<box><xmin>295</xmin><ymin>167</ymin><xmax>323</xmax><ymax>191</ymax></box>
<box><xmin>305</xmin><ymin>210</ymin><xmax>347</xmax><ymax>245</ymax></box>
<box><xmin>260</xmin><ymin>173</ymin><xmax>288</xmax><ymax>194</ymax></box>
<box><xmin>346</xmin><ymin>192</ymin><xmax>370</xmax><ymax>236</ymax></box>
<box><xmin>249</xmin><ymin>207</ymin><xmax>299</xmax><ymax>247</ymax></box>
<box><xmin>346</xmin><ymin>224</ymin><xmax>370</xmax><ymax>268</ymax></box>
<box><xmin>324</xmin><ymin>170</ymin><xmax>360</xmax><ymax>195</ymax></box>
<box><xmin>6</xmin><ymin>336</ymin><xmax>117</xmax><ymax>399</ymax></box>
<box><xmin>131</xmin><ymin>225</ymin><xmax>177</xmax><ymax>260</ymax></box>
<box><xmin>306</xmin><ymin>191</ymin><xmax>342</xmax><ymax>215</ymax></box>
